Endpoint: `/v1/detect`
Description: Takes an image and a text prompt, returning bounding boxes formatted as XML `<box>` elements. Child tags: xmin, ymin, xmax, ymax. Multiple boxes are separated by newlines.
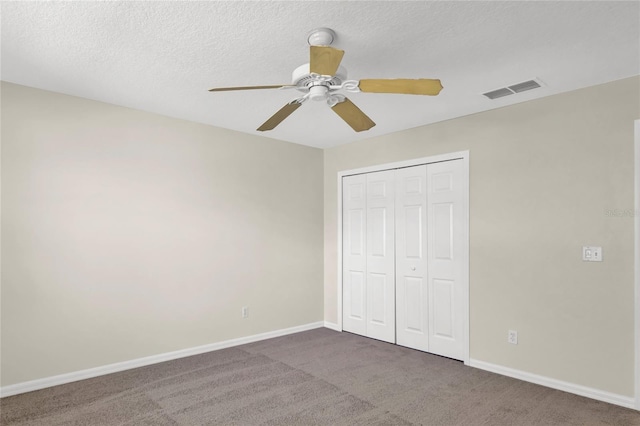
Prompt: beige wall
<box><xmin>2</xmin><ymin>76</ymin><xmax>638</xmax><ymax>398</ymax></box>
<box><xmin>1</xmin><ymin>82</ymin><xmax>324</xmax><ymax>386</ymax></box>
<box><xmin>324</xmin><ymin>76</ymin><xmax>639</xmax><ymax>397</ymax></box>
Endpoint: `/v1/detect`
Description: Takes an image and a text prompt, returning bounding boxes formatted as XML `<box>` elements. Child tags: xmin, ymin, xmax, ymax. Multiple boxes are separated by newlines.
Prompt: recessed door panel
<box><xmin>369</xmin><ymin>207</ymin><xmax>387</xmax><ymax>257</ymax></box>
<box><xmin>431</xmin><ymin>279</ymin><xmax>454</xmax><ymax>338</ymax></box>
<box><xmin>405</xmin><ymin>176</ymin><xmax>422</xmax><ymax>194</ymax></box>
<box><xmin>348</xmin><ymin>209</ymin><xmax>364</xmax><ymax>256</ymax></box>
<box><xmin>404</xmin><ymin>206</ymin><xmax>422</xmax><ymax>259</ymax></box>
<box><xmin>347</xmin><ymin>182</ymin><xmax>365</xmax><ymax>200</ymax></box>
<box><xmin>432</xmin><ymin>172</ymin><xmax>453</xmax><ymax>192</ymax></box>
<box><xmin>369</xmin><ymin>181</ymin><xmax>387</xmax><ymax>198</ymax></box>
<box><xmin>433</xmin><ymin>203</ymin><xmax>453</xmax><ymax>260</ymax></box>
<box><xmin>348</xmin><ymin>271</ymin><xmax>365</xmax><ymax>320</ymax></box>
<box><xmin>403</xmin><ymin>277</ymin><xmax>424</xmax><ymax>332</ymax></box>
<box><xmin>369</xmin><ymin>273</ymin><xmax>387</xmax><ymax>324</ymax></box>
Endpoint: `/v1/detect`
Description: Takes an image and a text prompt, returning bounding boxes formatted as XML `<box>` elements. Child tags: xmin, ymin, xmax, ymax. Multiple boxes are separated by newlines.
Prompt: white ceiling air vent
<box><xmin>508</xmin><ymin>79</ymin><xmax>541</xmax><ymax>93</ymax></box>
<box><xmin>483</xmin><ymin>78</ymin><xmax>543</xmax><ymax>99</ymax></box>
<box><xmin>483</xmin><ymin>88</ymin><xmax>514</xmax><ymax>99</ymax></box>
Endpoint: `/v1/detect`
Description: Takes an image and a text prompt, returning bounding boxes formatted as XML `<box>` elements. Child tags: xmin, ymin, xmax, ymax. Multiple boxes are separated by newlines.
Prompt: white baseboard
<box><xmin>0</xmin><ymin>321</ymin><xmax>324</xmax><ymax>398</ymax></box>
<box><xmin>324</xmin><ymin>321</ymin><xmax>341</xmax><ymax>332</ymax></box>
<box><xmin>469</xmin><ymin>358</ymin><xmax>636</xmax><ymax>410</ymax></box>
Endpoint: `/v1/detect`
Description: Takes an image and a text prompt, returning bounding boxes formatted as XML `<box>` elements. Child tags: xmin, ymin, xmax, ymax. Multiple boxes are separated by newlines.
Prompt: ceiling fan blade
<box><xmin>209</xmin><ymin>84</ymin><xmax>293</xmax><ymax>92</ymax></box>
<box><xmin>257</xmin><ymin>101</ymin><xmax>302</xmax><ymax>132</ymax></box>
<box><xmin>309</xmin><ymin>45</ymin><xmax>344</xmax><ymax>76</ymax></box>
<box><xmin>359</xmin><ymin>79</ymin><xmax>443</xmax><ymax>96</ymax></box>
<box><xmin>331</xmin><ymin>98</ymin><xmax>376</xmax><ymax>132</ymax></box>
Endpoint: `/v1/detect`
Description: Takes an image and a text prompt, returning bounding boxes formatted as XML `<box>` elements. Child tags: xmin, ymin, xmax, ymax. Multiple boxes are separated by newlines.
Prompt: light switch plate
<box><xmin>583</xmin><ymin>246</ymin><xmax>602</xmax><ymax>262</ymax></box>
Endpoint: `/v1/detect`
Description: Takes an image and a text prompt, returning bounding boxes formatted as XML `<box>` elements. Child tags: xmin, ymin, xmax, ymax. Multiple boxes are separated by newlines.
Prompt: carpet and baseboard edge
<box><xmin>469</xmin><ymin>358</ymin><xmax>636</xmax><ymax>410</ymax></box>
<box><xmin>323</xmin><ymin>321</ymin><xmax>341</xmax><ymax>332</ymax></box>
<box><xmin>2</xmin><ymin>326</ymin><xmax>636</xmax><ymax>411</ymax></box>
<box><xmin>0</xmin><ymin>321</ymin><xmax>325</xmax><ymax>398</ymax></box>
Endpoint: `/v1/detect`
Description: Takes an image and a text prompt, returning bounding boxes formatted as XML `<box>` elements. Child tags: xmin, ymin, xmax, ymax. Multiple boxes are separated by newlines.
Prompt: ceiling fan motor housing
<box><xmin>292</xmin><ymin>64</ymin><xmax>348</xmax><ymax>91</ymax></box>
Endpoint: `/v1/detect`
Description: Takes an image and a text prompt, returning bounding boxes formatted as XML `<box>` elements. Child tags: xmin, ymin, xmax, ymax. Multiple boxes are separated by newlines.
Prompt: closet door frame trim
<box><xmin>337</xmin><ymin>150</ymin><xmax>470</xmax><ymax>365</ymax></box>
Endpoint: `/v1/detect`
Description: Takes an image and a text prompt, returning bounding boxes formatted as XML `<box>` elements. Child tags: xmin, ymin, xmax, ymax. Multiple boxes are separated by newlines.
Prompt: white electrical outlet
<box><xmin>242</xmin><ymin>306</ymin><xmax>248</xmax><ymax>318</ymax></box>
<box><xmin>508</xmin><ymin>330</ymin><xmax>518</xmax><ymax>345</ymax></box>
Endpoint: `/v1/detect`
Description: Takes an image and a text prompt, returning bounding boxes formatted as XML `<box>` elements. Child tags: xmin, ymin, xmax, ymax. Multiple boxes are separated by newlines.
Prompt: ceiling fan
<box><xmin>208</xmin><ymin>28</ymin><xmax>443</xmax><ymax>133</ymax></box>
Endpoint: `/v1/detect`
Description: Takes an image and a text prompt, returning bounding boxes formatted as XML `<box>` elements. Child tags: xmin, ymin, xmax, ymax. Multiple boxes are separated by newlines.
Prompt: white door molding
<box><xmin>634</xmin><ymin>119</ymin><xmax>640</xmax><ymax>410</ymax></box>
<box><xmin>336</xmin><ymin>150</ymin><xmax>470</xmax><ymax>365</ymax></box>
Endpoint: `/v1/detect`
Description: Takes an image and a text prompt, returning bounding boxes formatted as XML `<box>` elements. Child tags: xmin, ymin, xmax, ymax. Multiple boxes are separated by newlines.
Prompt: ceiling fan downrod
<box><xmin>307</xmin><ymin>28</ymin><xmax>336</xmax><ymax>46</ymax></box>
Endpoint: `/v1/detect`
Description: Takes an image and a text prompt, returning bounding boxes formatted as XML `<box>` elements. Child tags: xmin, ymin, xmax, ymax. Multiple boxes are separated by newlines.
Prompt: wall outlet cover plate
<box><xmin>582</xmin><ymin>246</ymin><xmax>602</xmax><ymax>262</ymax></box>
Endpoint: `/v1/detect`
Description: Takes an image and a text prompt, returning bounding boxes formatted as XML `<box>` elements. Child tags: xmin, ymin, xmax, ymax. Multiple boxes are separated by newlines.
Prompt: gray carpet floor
<box><xmin>1</xmin><ymin>328</ymin><xmax>639</xmax><ymax>425</ymax></box>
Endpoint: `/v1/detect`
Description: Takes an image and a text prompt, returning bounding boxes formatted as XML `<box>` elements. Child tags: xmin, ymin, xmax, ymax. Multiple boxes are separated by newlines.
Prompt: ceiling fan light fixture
<box><xmin>309</xmin><ymin>85</ymin><xmax>329</xmax><ymax>101</ymax></box>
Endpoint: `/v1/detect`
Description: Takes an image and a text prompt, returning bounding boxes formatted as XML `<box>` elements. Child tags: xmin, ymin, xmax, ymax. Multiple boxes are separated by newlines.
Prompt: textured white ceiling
<box><xmin>2</xmin><ymin>1</ymin><xmax>639</xmax><ymax>148</ymax></box>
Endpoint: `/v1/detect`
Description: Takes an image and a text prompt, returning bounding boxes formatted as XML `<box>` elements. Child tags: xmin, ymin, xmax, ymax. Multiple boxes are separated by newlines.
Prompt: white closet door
<box><xmin>342</xmin><ymin>174</ymin><xmax>367</xmax><ymax>336</ymax></box>
<box><xmin>366</xmin><ymin>170</ymin><xmax>396</xmax><ymax>343</ymax></box>
<box><xmin>426</xmin><ymin>159</ymin><xmax>465</xmax><ymax>360</ymax></box>
<box><xmin>395</xmin><ymin>165</ymin><xmax>429</xmax><ymax>351</ymax></box>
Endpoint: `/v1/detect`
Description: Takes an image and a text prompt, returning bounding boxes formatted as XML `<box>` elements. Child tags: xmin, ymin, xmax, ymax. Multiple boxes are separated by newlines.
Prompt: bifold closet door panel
<box><xmin>427</xmin><ymin>159</ymin><xmax>465</xmax><ymax>360</ymax></box>
<box><xmin>342</xmin><ymin>174</ymin><xmax>367</xmax><ymax>336</ymax></box>
<box><xmin>366</xmin><ymin>170</ymin><xmax>396</xmax><ymax>343</ymax></box>
<box><xmin>395</xmin><ymin>165</ymin><xmax>429</xmax><ymax>351</ymax></box>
